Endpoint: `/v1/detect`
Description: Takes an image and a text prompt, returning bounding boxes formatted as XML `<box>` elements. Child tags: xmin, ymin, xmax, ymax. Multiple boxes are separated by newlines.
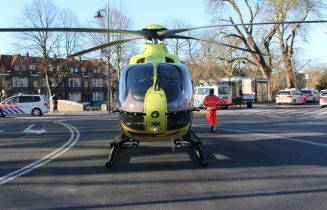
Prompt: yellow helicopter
<box><xmin>68</xmin><ymin>24</ymin><xmax>263</xmax><ymax>167</ymax></box>
<box><xmin>1</xmin><ymin>20</ymin><xmax>327</xmax><ymax>167</ymax></box>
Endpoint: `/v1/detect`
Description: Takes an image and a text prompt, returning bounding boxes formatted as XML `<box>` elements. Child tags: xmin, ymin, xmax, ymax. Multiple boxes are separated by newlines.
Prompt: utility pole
<box><xmin>95</xmin><ymin>0</ymin><xmax>111</xmax><ymax>113</ymax></box>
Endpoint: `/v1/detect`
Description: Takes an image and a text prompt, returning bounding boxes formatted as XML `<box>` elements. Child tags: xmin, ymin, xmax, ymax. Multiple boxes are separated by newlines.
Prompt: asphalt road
<box><xmin>0</xmin><ymin>104</ymin><xmax>327</xmax><ymax>210</ymax></box>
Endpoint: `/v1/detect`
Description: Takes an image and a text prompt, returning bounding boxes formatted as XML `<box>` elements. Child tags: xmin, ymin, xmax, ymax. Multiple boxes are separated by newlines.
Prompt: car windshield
<box><xmin>301</xmin><ymin>90</ymin><xmax>311</xmax><ymax>94</ymax></box>
<box><xmin>278</xmin><ymin>91</ymin><xmax>290</xmax><ymax>95</ymax></box>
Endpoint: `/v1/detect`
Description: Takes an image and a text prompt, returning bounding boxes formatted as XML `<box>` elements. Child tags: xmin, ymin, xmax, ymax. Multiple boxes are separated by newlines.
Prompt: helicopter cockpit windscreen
<box><xmin>157</xmin><ymin>64</ymin><xmax>182</xmax><ymax>102</ymax></box>
<box><xmin>157</xmin><ymin>64</ymin><xmax>193</xmax><ymax>112</ymax></box>
<box><xmin>119</xmin><ymin>63</ymin><xmax>193</xmax><ymax>113</ymax></box>
<box><xmin>119</xmin><ymin>64</ymin><xmax>154</xmax><ymax>104</ymax></box>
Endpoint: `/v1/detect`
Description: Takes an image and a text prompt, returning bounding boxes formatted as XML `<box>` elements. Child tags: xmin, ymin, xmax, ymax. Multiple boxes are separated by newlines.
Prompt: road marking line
<box><xmin>0</xmin><ymin>121</ymin><xmax>80</xmax><ymax>186</ymax></box>
<box><xmin>220</xmin><ymin>127</ymin><xmax>327</xmax><ymax>148</ymax></box>
<box><xmin>213</xmin><ymin>153</ymin><xmax>230</xmax><ymax>160</ymax></box>
<box><xmin>23</xmin><ymin>124</ymin><xmax>47</xmax><ymax>135</ymax></box>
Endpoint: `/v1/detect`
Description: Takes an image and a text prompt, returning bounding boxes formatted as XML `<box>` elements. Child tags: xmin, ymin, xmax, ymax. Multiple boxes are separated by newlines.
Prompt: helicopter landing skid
<box><xmin>105</xmin><ymin>133</ymin><xmax>139</xmax><ymax>168</ymax></box>
<box><xmin>174</xmin><ymin>130</ymin><xmax>208</xmax><ymax>166</ymax></box>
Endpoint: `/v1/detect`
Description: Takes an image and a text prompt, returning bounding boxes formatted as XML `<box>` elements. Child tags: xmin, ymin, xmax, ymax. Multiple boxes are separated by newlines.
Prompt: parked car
<box><xmin>319</xmin><ymin>89</ymin><xmax>327</xmax><ymax>108</ymax></box>
<box><xmin>276</xmin><ymin>89</ymin><xmax>306</xmax><ymax>105</ymax></box>
<box><xmin>79</xmin><ymin>101</ymin><xmax>91</xmax><ymax>107</ymax></box>
<box><xmin>0</xmin><ymin>94</ymin><xmax>49</xmax><ymax>117</ymax></box>
<box><xmin>301</xmin><ymin>88</ymin><xmax>320</xmax><ymax>103</ymax></box>
<box><xmin>91</xmin><ymin>100</ymin><xmax>108</xmax><ymax>106</ymax></box>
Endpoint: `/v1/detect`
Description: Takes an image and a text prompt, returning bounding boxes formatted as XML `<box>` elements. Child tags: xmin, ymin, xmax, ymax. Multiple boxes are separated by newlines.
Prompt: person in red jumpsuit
<box><xmin>203</xmin><ymin>89</ymin><xmax>220</xmax><ymax>132</ymax></box>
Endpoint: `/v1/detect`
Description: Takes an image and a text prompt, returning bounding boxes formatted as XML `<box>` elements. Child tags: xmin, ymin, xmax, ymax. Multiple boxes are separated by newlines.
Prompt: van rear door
<box><xmin>217</xmin><ymin>86</ymin><xmax>232</xmax><ymax>105</ymax></box>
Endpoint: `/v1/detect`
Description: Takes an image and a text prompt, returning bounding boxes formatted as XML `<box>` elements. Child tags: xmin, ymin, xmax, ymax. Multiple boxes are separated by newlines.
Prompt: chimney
<box><xmin>25</xmin><ymin>52</ymin><xmax>29</xmax><ymax>57</ymax></box>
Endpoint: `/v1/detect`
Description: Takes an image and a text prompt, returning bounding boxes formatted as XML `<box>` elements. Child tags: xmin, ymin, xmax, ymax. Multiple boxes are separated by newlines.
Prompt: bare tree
<box><xmin>0</xmin><ymin>64</ymin><xmax>10</xmax><ymax>99</ymax></box>
<box><xmin>269</xmin><ymin>0</ymin><xmax>324</xmax><ymax>88</ymax></box>
<box><xmin>58</xmin><ymin>9</ymin><xmax>82</xmax><ymax>57</ymax></box>
<box><xmin>207</xmin><ymin>0</ymin><xmax>282</xmax><ymax>99</ymax></box>
<box><xmin>15</xmin><ymin>0</ymin><xmax>59</xmax><ymax>97</ymax></box>
<box><xmin>15</xmin><ymin>0</ymin><xmax>81</xmax><ymax>97</ymax></box>
<box><xmin>87</xmin><ymin>3</ymin><xmax>135</xmax><ymax>106</ymax></box>
<box><xmin>89</xmin><ymin>4</ymin><xmax>135</xmax><ymax>74</ymax></box>
<box><xmin>164</xmin><ymin>19</ymin><xmax>193</xmax><ymax>57</ymax></box>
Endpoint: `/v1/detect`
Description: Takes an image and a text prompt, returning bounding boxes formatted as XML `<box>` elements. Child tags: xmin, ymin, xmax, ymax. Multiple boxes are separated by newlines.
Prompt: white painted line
<box><xmin>0</xmin><ymin>121</ymin><xmax>80</xmax><ymax>186</ymax></box>
<box><xmin>220</xmin><ymin>127</ymin><xmax>327</xmax><ymax>148</ymax></box>
<box><xmin>23</xmin><ymin>124</ymin><xmax>47</xmax><ymax>135</ymax></box>
<box><xmin>213</xmin><ymin>153</ymin><xmax>230</xmax><ymax>160</ymax></box>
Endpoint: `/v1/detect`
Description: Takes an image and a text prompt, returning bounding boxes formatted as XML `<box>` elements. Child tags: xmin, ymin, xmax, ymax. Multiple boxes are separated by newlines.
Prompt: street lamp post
<box><xmin>95</xmin><ymin>0</ymin><xmax>111</xmax><ymax>113</ymax></box>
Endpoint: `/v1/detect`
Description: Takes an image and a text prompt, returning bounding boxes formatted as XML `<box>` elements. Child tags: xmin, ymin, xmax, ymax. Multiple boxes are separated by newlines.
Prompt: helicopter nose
<box><xmin>144</xmin><ymin>86</ymin><xmax>167</xmax><ymax>134</ymax></box>
<box><xmin>151</xmin><ymin>111</ymin><xmax>159</xmax><ymax>118</ymax></box>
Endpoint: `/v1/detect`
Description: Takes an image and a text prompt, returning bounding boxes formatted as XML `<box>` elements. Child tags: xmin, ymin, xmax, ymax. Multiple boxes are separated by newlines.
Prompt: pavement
<box><xmin>45</xmin><ymin>111</ymin><xmax>113</xmax><ymax>116</ymax></box>
<box><xmin>44</xmin><ymin>103</ymin><xmax>327</xmax><ymax>121</ymax></box>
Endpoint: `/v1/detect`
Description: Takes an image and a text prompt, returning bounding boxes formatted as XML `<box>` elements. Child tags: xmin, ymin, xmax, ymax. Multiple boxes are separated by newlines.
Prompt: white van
<box><xmin>0</xmin><ymin>94</ymin><xmax>49</xmax><ymax>117</ymax></box>
<box><xmin>194</xmin><ymin>84</ymin><xmax>232</xmax><ymax>109</ymax></box>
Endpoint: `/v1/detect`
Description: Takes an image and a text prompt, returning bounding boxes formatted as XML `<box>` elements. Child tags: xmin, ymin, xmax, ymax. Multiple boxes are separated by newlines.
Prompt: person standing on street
<box><xmin>203</xmin><ymin>89</ymin><xmax>220</xmax><ymax>132</ymax></box>
<box><xmin>52</xmin><ymin>94</ymin><xmax>58</xmax><ymax>113</ymax></box>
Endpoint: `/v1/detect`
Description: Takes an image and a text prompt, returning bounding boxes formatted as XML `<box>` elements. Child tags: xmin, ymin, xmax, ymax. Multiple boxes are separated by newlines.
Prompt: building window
<box><xmin>50</xmin><ymin>78</ymin><xmax>58</xmax><ymax>87</ymax></box>
<box><xmin>33</xmin><ymin>80</ymin><xmax>38</xmax><ymax>87</ymax></box>
<box><xmin>68</xmin><ymin>78</ymin><xmax>81</xmax><ymax>87</ymax></box>
<box><xmin>42</xmin><ymin>78</ymin><xmax>47</xmax><ymax>87</ymax></box>
<box><xmin>83</xmin><ymin>80</ymin><xmax>89</xmax><ymax>87</ymax></box>
<box><xmin>75</xmin><ymin>67</ymin><xmax>79</xmax><ymax>73</ymax></box>
<box><xmin>69</xmin><ymin>92</ymin><xmax>81</xmax><ymax>102</ymax></box>
<box><xmin>92</xmin><ymin>92</ymin><xmax>103</xmax><ymax>101</ymax></box>
<box><xmin>81</xmin><ymin>67</ymin><xmax>86</xmax><ymax>72</ymax></box>
<box><xmin>29</xmin><ymin>65</ymin><xmax>36</xmax><ymax>70</ymax></box>
<box><xmin>92</xmin><ymin>78</ymin><xmax>103</xmax><ymax>87</ymax></box>
<box><xmin>70</xmin><ymin>67</ymin><xmax>74</xmax><ymax>73</ymax></box>
<box><xmin>15</xmin><ymin>65</ymin><xmax>20</xmax><ymax>70</ymax></box>
<box><xmin>12</xmin><ymin>77</ymin><xmax>28</xmax><ymax>87</ymax></box>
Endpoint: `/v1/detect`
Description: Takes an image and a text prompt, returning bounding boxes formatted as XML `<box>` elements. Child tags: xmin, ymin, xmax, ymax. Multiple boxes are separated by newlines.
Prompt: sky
<box><xmin>0</xmin><ymin>0</ymin><xmax>327</xmax><ymax>66</ymax></box>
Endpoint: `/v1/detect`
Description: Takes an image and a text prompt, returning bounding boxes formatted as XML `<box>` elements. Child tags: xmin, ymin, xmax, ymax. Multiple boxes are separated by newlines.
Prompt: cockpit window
<box><xmin>126</xmin><ymin>64</ymin><xmax>154</xmax><ymax>101</ymax></box>
<box><xmin>157</xmin><ymin>64</ymin><xmax>182</xmax><ymax>102</ymax></box>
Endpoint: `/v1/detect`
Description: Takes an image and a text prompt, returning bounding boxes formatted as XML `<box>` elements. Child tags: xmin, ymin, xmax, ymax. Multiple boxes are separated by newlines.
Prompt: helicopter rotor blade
<box><xmin>166</xmin><ymin>35</ymin><xmax>268</xmax><ymax>56</ymax></box>
<box><xmin>0</xmin><ymin>27</ymin><xmax>151</xmax><ymax>38</ymax></box>
<box><xmin>158</xmin><ymin>20</ymin><xmax>327</xmax><ymax>37</ymax></box>
<box><xmin>68</xmin><ymin>37</ymin><xmax>142</xmax><ymax>57</ymax></box>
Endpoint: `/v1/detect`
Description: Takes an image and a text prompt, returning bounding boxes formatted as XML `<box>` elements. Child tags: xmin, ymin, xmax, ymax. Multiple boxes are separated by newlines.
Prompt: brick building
<box><xmin>0</xmin><ymin>53</ymin><xmax>114</xmax><ymax>103</ymax></box>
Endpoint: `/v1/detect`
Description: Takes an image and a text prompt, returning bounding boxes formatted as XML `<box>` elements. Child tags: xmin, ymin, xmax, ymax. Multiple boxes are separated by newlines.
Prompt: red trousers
<box><xmin>206</xmin><ymin>109</ymin><xmax>217</xmax><ymax>128</ymax></box>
